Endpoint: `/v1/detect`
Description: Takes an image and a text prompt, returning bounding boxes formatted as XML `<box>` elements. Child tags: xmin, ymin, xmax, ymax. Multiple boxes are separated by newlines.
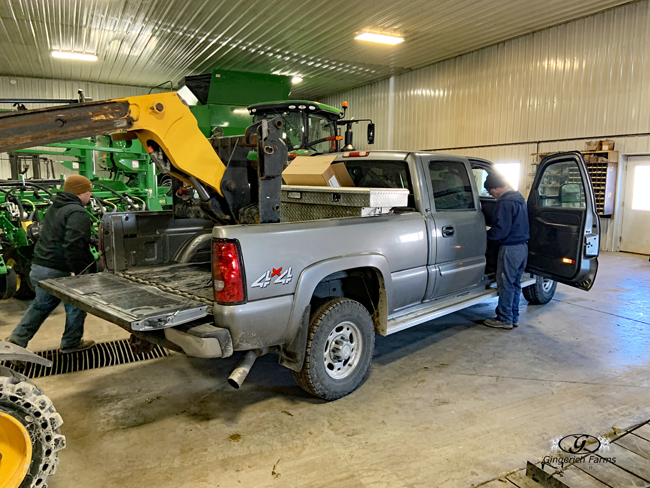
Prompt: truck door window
<box><xmin>537</xmin><ymin>160</ymin><xmax>586</xmax><ymax>208</ymax></box>
<box><xmin>430</xmin><ymin>161</ymin><xmax>475</xmax><ymax>210</ymax></box>
<box><xmin>472</xmin><ymin>168</ymin><xmax>492</xmax><ymax>197</ymax></box>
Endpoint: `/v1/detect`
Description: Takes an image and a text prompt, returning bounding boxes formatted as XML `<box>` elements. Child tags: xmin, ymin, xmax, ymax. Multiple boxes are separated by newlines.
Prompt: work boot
<box><xmin>61</xmin><ymin>340</ymin><xmax>95</xmax><ymax>354</ymax></box>
<box><xmin>483</xmin><ymin>318</ymin><xmax>513</xmax><ymax>330</ymax></box>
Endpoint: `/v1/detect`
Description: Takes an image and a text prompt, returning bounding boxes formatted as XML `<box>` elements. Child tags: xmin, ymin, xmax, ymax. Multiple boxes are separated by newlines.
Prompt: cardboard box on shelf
<box><xmin>282</xmin><ymin>155</ymin><xmax>355</xmax><ymax>187</ymax></box>
<box><xmin>585</xmin><ymin>140</ymin><xmax>601</xmax><ymax>151</ymax></box>
<box><xmin>601</xmin><ymin>140</ymin><xmax>615</xmax><ymax>151</ymax></box>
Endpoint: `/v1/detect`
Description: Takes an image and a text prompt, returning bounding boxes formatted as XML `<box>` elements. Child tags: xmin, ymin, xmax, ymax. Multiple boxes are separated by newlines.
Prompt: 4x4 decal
<box><xmin>251</xmin><ymin>267</ymin><xmax>294</xmax><ymax>288</ymax></box>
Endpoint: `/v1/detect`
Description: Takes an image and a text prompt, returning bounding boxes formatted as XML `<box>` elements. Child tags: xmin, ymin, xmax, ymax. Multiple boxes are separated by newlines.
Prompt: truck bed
<box><xmin>118</xmin><ymin>262</ymin><xmax>213</xmax><ymax>302</ymax></box>
<box><xmin>39</xmin><ymin>263</ymin><xmax>213</xmax><ymax>332</ymax></box>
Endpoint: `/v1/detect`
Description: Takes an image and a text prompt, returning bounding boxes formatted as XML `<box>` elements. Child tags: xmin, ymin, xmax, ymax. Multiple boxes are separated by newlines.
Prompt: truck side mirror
<box><xmin>367</xmin><ymin>123</ymin><xmax>375</xmax><ymax>145</ymax></box>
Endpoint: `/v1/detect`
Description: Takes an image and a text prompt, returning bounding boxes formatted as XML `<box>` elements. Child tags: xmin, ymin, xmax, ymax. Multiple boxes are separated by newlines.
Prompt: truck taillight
<box><xmin>212</xmin><ymin>239</ymin><xmax>246</xmax><ymax>304</ymax></box>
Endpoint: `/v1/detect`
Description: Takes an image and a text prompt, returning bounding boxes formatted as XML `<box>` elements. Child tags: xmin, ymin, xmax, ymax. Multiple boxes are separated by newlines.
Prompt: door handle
<box><xmin>442</xmin><ymin>225</ymin><xmax>455</xmax><ymax>237</ymax></box>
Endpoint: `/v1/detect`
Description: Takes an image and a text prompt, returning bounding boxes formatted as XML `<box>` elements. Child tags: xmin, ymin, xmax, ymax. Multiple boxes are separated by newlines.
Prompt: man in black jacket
<box><xmin>483</xmin><ymin>173</ymin><xmax>530</xmax><ymax>330</ymax></box>
<box><xmin>7</xmin><ymin>175</ymin><xmax>96</xmax><ymax>352</ymax></box>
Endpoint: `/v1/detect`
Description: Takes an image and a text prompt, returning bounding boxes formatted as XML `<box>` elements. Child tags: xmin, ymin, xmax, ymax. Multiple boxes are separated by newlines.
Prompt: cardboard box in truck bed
<box><xmin>282</xmin><ymin>155</ymin><xmax>354</xmax><ymax>187</ymax></box>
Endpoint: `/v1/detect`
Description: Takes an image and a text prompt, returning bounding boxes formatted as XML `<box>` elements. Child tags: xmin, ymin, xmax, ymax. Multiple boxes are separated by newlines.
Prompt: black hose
<box><xmin>4</xmin><ymin>189</ymin><xmax>26</xmax><ymax>220</ymax></box>
<box><xmin>93</xmin><ymin>182</ymin><xmax>132</xmax><ymax>203</ymax></box>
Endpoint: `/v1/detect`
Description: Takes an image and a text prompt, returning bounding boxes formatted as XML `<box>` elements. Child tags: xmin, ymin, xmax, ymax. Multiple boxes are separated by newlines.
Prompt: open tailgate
<box><xmin>39</xmin><ymin>273</ymin><xmax>210</xmax><ymax>332</ymax></box>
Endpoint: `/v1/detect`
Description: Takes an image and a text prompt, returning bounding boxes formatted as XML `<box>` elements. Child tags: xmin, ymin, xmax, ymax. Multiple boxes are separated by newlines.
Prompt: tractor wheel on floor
<box><xmin>3</xmin><ymin>248</ymin><xmax>35</xmax><ymax>301</ymax></box>
<box><xmin>0</xmin><ymin>366</ymin><xmax>65</xmax><ymax>488</ymax></box>
<box><xmin>0</xmin><ymin>267</ymin><xmax>18</xmax><ymax>300</ymax></box>
<box><xmin>293</xmin><ymin>298</ymin><xmax>375</xmax><ymax>401</ymax></box>
<box><xmin>523</xmin><ymin>275</ymin><xmax>557</xmax><ymax>304</ymax></box>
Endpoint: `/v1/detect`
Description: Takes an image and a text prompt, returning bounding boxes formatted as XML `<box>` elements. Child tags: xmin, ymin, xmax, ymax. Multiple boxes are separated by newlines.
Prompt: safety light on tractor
<box><xmin>562</xmin><ymin>258</ymin><xmax>576</xmax><ymax>264</ymax></box>
<box><xmin>212</xmin><ymin>239</ymin><xmax>246</xmax><ymax>304</ymax></box>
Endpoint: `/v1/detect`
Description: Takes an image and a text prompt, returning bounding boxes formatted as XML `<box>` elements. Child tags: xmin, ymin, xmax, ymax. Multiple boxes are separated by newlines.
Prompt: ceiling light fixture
<box><xmin>355</xmin><ymin>32</ymin><xmax>404</xmax><ymax>45</ymax></box>
<box><xmin>291</xmin><ymin>76</ymin><xmax>303</xmax><ymax>84</ymax></box>
<box><xmin>51</xmin><ymin>51</ymin><xmax>98</xmax><ymax>61</ymax></box>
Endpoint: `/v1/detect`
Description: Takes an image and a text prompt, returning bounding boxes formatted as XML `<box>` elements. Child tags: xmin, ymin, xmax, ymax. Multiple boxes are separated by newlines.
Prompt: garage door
<box><xmin>620</xmin><ymin>155</ymin><xmax>650</xmax><ymax>254</ymax></box>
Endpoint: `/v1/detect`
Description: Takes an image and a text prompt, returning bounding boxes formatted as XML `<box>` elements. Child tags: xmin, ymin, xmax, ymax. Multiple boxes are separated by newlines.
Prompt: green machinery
<box><xmin>0</xmin><ymin>137</ymin><xmax>173</xmax><ymax>300</ymax></box>
<box><xmin>180</xmin><ymin>69</ymin><xmax>375</xmax><ymax>157</ymax></box>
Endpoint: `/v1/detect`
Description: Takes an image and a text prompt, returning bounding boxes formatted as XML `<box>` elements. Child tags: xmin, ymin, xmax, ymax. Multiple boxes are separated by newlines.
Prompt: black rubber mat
<box><xmin>1</xmin><ymin>339</ymin><xmax>170</xmax><ymax>379</ymax></box>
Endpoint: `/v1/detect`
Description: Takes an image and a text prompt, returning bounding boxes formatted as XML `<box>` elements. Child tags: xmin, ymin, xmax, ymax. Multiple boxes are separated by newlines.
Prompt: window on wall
<box><xmin>429</xmin><ymin>161</ymin><xmax>475</xmax><ymax>211</ymax></box>
<box><xmin>494</xmin><ymin>162</ymin><xmax>521</xmax><ymax>190</ymax></box>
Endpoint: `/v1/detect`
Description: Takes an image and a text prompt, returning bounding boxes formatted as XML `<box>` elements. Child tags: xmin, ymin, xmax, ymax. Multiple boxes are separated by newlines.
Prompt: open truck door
<box><xmin>527</xmin><ymin>151</ymin><xmax>599</xmax><ymax>291</ymax></box>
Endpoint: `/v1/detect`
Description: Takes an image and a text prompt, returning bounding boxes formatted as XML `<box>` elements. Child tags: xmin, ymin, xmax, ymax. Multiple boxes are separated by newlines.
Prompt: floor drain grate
<box><xmin>1</xmin><ymin>339</ymin><xmax>170</xmax><ymax>379</ymax></box>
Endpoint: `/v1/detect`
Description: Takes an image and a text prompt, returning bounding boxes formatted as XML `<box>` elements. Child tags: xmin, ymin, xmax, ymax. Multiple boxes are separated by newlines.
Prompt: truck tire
<box><xmin>0</xmin><ymin>366</ymin><xmax>65</xmax><ymax>487</ymax></box>
<box><xmin>293</xmin><ymin>298</ymin><xmax>375</xmax><ymax>401</ymax></box>
<box><xmin>4</xmin><ymin>248</ymin><xmax>35</xmax><ymax>301</ymax></box>
<box><xmin>523</xmin><ymin>276</ymin><xmax>557</xmax><ymax>304</ymax></box>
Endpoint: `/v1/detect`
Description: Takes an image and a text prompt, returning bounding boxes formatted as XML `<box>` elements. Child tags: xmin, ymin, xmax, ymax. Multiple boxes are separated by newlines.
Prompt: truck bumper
<box><xmin>163</xmin><ymin>322</ymin><xmax>234</xmax><ymax>359</ymax></box>
<box><xmin>212</xmin><ymin>295</ymin><xmax>294</xmax><ymax>351</ymax></box>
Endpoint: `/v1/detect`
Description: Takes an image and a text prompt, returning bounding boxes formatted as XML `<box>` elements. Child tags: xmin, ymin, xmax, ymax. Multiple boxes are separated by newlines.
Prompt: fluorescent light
<box><xmin>355</xmin><ymin>32</ymin><xmax>404</xmax><ymax>45</ymax></box>
<box><xmin>233</xmin><ymin>108</ymin><xmax>249</xmax><ymax>114</ymax></box>
<box><xmin>291</xmin><ymin>76</ymin><xmax>303</xmax><ymax>84</ymax></box>
<box><xmin>177</xmin><ymin>86</ymin><xmax>199</xmax><ymax>106</ymax></box>
<box><xmin>51</xmin><ymin>51</ymin><xmax>98</xmax><ymax>62</ymax></box>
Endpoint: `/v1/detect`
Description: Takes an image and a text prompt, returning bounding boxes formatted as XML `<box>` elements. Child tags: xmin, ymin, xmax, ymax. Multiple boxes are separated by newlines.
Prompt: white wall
<box><xmin>323</xmin><ymin>0</ymin><xmax>650</xmax><ymax>251</ymax></box>
<box><xmin>0</xmin><ymin>75</ymin><xmax>159</xmax><ymax>180</ymax></box>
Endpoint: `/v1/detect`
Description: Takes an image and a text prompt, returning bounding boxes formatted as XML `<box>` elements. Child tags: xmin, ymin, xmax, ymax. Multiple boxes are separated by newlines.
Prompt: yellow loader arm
<box><xmin>0</xmin><ymin>92</ymin><xmax>226</xmax><ymax>194</ymax></box>
<box><xmin>0</xmin><ymin>92</ymin><xmax>287</xmax><ymax>223</ymax></box>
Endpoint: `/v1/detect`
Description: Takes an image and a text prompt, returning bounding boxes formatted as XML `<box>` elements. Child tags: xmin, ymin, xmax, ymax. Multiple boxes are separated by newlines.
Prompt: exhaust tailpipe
<box><xmin>228</xmin><ymin>348</ymin><xmax>269</xmax><ymax>389</ymax></box>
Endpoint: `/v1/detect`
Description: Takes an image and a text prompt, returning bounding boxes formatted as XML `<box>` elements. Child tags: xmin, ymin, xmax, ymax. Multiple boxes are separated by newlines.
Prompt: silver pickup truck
<box><xmin>42</xmin><ymin>150</ymin><xmax>600</xmax><ymax>400</ymax></box>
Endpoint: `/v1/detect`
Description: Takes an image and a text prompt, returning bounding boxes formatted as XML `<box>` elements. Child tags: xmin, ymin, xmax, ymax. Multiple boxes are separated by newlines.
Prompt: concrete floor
<box><xmin>1</xmin><ymin>251</ymin><xmax>649</xmax><ymax>488</ymax></box>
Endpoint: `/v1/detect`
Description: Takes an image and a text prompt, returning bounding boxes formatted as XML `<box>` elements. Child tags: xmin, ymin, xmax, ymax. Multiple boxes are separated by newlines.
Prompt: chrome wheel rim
<box><xmin>542</xmin><ymin>278</ymin><xmax>554</xmax><ymax>292</ymax></box>
<box><xmin>323</xmin><ymin>321</ymin><xmax>363</xmax><ymax>380</ymax></box>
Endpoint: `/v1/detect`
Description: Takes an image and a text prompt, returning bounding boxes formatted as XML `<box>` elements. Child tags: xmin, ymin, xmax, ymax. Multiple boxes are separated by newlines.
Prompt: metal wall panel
<box><xmin>324</xmin><ymin>0</ymin><xmax>650</xmax><ymax>150</ymax></box>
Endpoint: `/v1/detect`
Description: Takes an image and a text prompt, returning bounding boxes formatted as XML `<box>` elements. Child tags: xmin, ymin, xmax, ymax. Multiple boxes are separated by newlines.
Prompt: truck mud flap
<box><xmin>39</xmin><ymin>273</ymin><xmax>210</xmax><ymax>332</ymax></box>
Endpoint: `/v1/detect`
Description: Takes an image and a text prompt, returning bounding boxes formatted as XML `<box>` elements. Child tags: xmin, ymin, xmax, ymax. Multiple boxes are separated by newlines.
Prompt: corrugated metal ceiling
<box><xmin>0</xmin><ymin>0</ymin><xmax>633</xmax><ymax>99</ymax></box>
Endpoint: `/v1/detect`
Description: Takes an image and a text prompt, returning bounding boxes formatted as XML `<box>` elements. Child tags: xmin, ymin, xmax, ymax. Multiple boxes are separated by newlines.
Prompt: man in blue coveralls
<box><xmin>483</xmin><ymin>173</ymin><xmax>530</xmax><ymax>330</ymax></box>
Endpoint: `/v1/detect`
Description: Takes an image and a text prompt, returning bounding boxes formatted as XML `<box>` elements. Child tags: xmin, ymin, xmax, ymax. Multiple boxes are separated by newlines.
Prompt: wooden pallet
<box><xmin>480</xmin><ymin>420</ymin><xmax>650</xmax><ymax>488</ymax></box>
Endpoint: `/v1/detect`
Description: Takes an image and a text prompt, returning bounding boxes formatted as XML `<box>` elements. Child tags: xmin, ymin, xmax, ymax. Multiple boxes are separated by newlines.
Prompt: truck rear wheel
<box><xmin>0</xmin><ymin>366</ymin><xmax>65</xmax><ymax>488</ymax></box>
<box><xmin>523</xmin><ymin>276</ymin><xmax>557</xmax><ymax>304</ymax></box>
<box><xmin>293</xmin><ymin>298</ymin><xmax>375</xmax><ymax>401</ymax></box>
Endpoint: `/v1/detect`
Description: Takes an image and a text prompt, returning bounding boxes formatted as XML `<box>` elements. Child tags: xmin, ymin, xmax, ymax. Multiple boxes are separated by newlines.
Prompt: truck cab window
<box><xmin>472</xmin><ymin>168</ymin><xmax>492</xmax><ymax>198</ymax></box>
<box><xmin>344</xmin><ymin>160</ymin><xmax>415</xmax><ymax>208</ymax></box>
<box><xmin>430</xmin><ymin>161</ymin><xmax>475</xmax><ymax>210</ymax></box>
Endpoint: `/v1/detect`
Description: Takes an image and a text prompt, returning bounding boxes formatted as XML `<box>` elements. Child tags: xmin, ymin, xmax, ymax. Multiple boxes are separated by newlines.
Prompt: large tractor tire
<box><xmin>0</xmin><ymin>268</ymin><xmax>18</xmax><ymax>300</ymax></box>
<box><xmin>3</xmin><ymin>248</ymin><xmax>35</xmax><ymax>301</ymax></box>
<box><xmin>293</xmin><ymin>298</ymin><xmax>375</xmax><ymax>401</ymax></box>
<box><xmin>0</xmin><ymin>366</ymin><xmax>65</xmax><ymax>488</ymax></box>
<box><xmin>523</xmin><ymin>275</ymin><xmax>558</xmax><ymax>304</ymax></box>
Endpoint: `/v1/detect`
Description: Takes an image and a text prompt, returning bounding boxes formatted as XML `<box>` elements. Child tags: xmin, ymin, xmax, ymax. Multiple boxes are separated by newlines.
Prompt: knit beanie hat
<box><xmin>484</xmin><ymin>172</ymin><xmax>508</xmax><ymax>191</ymax></box>
<box><xmin>63</xmin><ymin>175</ymin><xmax>93</xmax><ymax>195</ymax></box>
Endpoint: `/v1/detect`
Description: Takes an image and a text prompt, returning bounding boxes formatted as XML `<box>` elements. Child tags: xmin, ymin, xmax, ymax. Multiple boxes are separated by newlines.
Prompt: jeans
<box><xmin>9</xmin><ymin>264</ymin><xmax>87</xmax><ymax>348</ymax></box>
<box><xmin>495</xmin><ymin>243</ymin><xmax>528</xmax><ymax>325</ymax></box>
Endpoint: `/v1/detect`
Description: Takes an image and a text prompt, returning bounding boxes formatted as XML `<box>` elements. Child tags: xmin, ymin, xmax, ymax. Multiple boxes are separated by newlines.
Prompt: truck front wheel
<box><xmin>523</xmin><ymin>276</ymin><xmax>557</xmax><ymax>304</ymax></box>
<box><xmin>293</xmin><ymin>298</ymin><xmax>375</xmax><ymax>401</ymax></box>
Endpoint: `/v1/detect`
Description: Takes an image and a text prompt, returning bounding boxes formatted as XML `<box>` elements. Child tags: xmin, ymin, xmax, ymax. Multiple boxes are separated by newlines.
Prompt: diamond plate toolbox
<box><xmin>281</xmin><ymin>185</ymin><xmax>409</xmax><ymax>222</ymax></box>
